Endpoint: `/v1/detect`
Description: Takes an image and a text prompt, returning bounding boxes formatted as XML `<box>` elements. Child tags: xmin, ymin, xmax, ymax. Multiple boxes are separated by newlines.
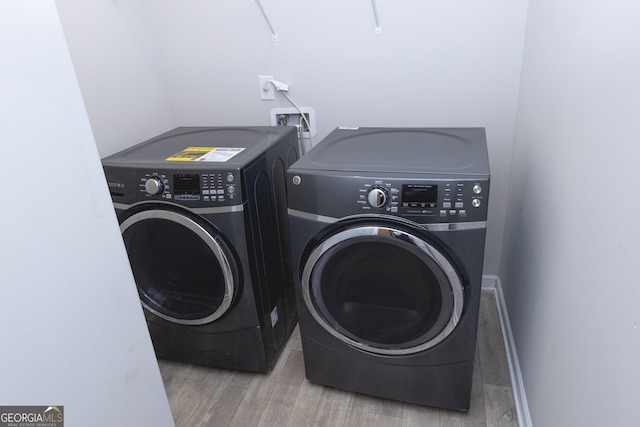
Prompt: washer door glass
<box><xmin>302</xmin><ymin>224</ymin><xmax>463</xmax><ymax>355</ymax></box>
<box><xmin>120</xmin><ymin>209</ymin><xmax>236</xmax><ymax>326</ymax></box>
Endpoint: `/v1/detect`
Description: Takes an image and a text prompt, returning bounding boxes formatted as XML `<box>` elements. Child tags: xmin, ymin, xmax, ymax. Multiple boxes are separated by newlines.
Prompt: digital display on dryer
<box><xmin>174</xmin><ymin>174</ymin><xmax>200</xmax><ymax>195</ymax></box>
<box><xmin>402</xmin><ymin>184</ymin><xmax>438</xmax><ymax>207</ymax></box>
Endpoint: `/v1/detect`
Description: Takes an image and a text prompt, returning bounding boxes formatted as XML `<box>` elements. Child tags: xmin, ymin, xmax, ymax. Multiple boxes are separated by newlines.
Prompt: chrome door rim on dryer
<box><xmin>301</xmin><ymin>220</ymin><xmax>464</xmax><ymax>356</ymax></box>
<box><xmin>120</xmin><ymin>206</ymin><xmax>236</xmax><ymax>326</ymax></box>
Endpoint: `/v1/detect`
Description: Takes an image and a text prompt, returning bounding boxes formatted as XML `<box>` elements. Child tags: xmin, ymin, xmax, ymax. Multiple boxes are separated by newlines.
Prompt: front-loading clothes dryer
<box><xmin>102</xmin><ymin>126</ymin><xmax>299</xmax><ymax>372</ymax></box>
<box><xmin>286</xmin><ymin>127</ymin><xmax>490</xmax><ymax>410</ymax></box>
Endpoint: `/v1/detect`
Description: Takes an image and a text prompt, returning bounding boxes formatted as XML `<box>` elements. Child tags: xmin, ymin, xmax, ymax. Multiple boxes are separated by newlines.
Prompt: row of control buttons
<box><xmin>442</xmin><ymin>202</ymin><xmax>465</xmax><ymax>209</ymax></box>
<box><xmin>203</xmin><ymin>195</ymin><xmax>226</xmax><ymax>202</ymax></box>
<box><xmin>443</xmin><ymin>199</ymin><xmax>483</xmax><ymax>208</ymax></box>
<box><xmin>440</xmin><ymin>209</ymin><xmax>467</xmax><ymax>217</ymax></box>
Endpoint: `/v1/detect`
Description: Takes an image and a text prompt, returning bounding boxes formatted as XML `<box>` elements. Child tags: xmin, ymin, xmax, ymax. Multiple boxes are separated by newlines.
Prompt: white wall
<box><xmin>0</xmin><ymin>2</ymin><xmax>173</xmax><ymax>425</ymax></box>
<box><xmin>502</xmin><ymin>0</ymin><xmax>640</xmax><ymax>425</ymax></box>
<box><xmin>57</xmin><ymin>0</ymin><xmax>531</xmax><ymax>276</ymax></box>
<box><xmin>55</xmin><ymin>0</ymin><xmax>176</xmax><ymax>157</ymax></box>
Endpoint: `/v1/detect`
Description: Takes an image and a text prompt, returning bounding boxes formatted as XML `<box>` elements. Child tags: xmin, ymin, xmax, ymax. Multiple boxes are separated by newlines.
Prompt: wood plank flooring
<box><xmin>159</xmin><ymin>289</ymin><xmax>518</xmax><ymax>426</ymax></box>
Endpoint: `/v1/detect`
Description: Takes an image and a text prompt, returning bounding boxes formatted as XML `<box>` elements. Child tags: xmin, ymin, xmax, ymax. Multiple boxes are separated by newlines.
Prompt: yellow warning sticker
<box><xmin>166</xmin><ymin>146</ymin><xmax>245</xmax><ymax>162</ymax></box>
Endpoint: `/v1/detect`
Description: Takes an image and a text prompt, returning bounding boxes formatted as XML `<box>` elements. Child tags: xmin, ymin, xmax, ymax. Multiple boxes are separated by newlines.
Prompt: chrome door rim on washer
<box><xmin>301</xmin><ymin>224</ymin><xmax>464</xmax><ymax>356</ymax></box>
<box><xmin>120</xmin><ymin>209</ymin><xmax>235</xmax><ymax>326</ymax></box>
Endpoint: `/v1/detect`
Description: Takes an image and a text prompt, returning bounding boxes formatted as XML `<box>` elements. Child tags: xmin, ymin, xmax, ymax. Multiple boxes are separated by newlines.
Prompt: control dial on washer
<box><xmin>367</xmin><ymin>187</ymin><xmax>389</xmax><ymax>208</ymax></box>
<box><xmin>144</xmin><ymin>176</ymin><xmax>164</xmax><ymax>195</ymax></box>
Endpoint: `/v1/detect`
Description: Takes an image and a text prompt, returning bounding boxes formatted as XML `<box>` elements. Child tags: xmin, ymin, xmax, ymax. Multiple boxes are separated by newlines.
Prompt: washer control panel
<box><xmin>355</xmin><ymin>179</ymin><xmax>488</xmax><ymax>222</ymax></box>
<box><xmin>106</xmin><ymin>168</ymin><xmax>241</xmax><ymax>206</ymax></box>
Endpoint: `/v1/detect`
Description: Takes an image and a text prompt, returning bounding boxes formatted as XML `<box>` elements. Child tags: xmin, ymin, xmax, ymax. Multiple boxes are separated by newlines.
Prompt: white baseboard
<box><xmin>482</xmin><ymin>275</ymin><xmax>532</xmax><ymax>427</ymax></box>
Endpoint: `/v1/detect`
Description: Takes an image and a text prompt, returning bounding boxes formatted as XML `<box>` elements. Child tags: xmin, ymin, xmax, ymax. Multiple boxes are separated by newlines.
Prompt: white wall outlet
<box><xmin>258</xmin><ymin>75</ymin><xmax>274</xmax><ymax>100</ymax></box>
<box><xmin>270</xmin><ymin>107</ymin><xmax>316</xmax><ymax>138</ymax></box>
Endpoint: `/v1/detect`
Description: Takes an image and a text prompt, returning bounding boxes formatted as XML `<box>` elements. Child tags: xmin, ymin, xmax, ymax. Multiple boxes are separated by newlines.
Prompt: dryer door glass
<box><xmin>302</xmin><ymin>225</ymin><xmax>463</xmax><ymax>356</ymax></box>
<box><xmin>120</xmin><ymin>209</ymin><xmax>235</xmax><ymax>326</ymax></box>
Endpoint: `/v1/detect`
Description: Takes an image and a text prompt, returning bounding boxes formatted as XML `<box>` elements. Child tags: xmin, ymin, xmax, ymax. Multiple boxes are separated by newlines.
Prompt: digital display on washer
<box><xmin>173</xmin><ymin>174</ymin><xmax>200</xmax><ymax>195</ymax></box>
<box><xmin>402</xmin><ymin>184</ymin><xmax>438</xmax><ymax>207</ymax></box>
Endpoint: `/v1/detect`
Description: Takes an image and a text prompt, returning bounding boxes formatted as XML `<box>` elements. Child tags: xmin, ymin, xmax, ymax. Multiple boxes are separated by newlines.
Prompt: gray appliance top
<box><xmin>102</xmin><ymin>126</ymin><xmax>292</xmax><ymax>169</ymax></box>
<box><xmin>291</xmin><ymin>127</ymin><xmax>489</xmax><ymax>176</ymax></box>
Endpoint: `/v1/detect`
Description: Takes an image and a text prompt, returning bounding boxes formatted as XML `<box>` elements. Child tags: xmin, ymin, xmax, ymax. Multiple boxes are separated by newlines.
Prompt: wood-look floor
<box><xmin>158</xmin><ymin>289</ymin><xmax>518</xmax><ymax>427</ymax></box>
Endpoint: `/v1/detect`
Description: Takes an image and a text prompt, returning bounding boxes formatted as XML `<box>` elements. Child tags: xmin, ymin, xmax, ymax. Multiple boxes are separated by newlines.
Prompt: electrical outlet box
<box><xmin>270</xmin><ymin>107</ymin><xmax>316</xmax><ymax>138</ymax></box>
<box><xmin>258</xmin><ymin>75</ymin><xmax>275</xmax><ymax>100</ymax></box>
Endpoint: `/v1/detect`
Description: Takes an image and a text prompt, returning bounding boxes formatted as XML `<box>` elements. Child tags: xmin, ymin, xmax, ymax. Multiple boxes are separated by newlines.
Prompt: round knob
<box><xmin>145</xmin><ymin>177</ymin><xmax>164</xmax><ymax>195</ymax></box>
<box><xmin>473</xmin><ymin>184</ymin><xmax>482</xmax><ymax>194</ymax></box>
<box><xmin>227</xmin><ymin>185</ymin><xmax>236</xmax><ymax>194</ymax></box>
<box><xmin>472</xmin><ymin>198</ymin><xmax>482</xmax><ymax>208</ymax></box>
<box><xmin>367</xmin><ymin>187</ymin><xmax>388</xmax><ymax>208</ymax></box>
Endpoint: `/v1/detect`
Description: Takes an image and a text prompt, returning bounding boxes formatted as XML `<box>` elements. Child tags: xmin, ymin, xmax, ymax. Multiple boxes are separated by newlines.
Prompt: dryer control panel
<box><xmin>104</xmin><ymin>166</ymin><xmax>242</xmax><ymax>207</ymax></box>
<box><xmin>402</xmin><ymin>181</ymin><xmax>486</xmax><ymax>220</ymax></box>
<box><xmin>355</xmin><ymin>179</ymin><xmax>488</xmax><ymax>222</ymax></box>
<box><xmin>288</xmin><ymin>172</ymin><xmax>489</xmax><ymax>223</ymax></box>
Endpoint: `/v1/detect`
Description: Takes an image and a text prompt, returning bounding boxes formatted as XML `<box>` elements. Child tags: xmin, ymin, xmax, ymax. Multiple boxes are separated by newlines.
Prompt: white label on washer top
<box><xmin>270</xmin><ymin>306</ymin><xmax>279</xmax><ymax>327</ymax></box>
<box><xmin>166</xmin><ymin>146</ymin><xmax>245</xmax><ymax>162</ymax></box>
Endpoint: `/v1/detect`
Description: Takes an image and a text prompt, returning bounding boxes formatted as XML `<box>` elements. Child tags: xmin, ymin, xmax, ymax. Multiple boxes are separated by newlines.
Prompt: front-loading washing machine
<box><xmin>102</xmin><ymin>126</ymin><xmax>298</xmax><ymax>372</ymax></box>
<box><xmin>287</xmin><ymin>127</ymin><xmax>490</xmax><ymax>410</ymax></box>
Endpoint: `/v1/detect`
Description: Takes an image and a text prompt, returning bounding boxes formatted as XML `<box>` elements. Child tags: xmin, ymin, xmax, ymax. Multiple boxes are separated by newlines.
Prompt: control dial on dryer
<box><xmin>367</xmin><ymin>187</ymin><xmax>389</xmax><ymax>208</ymax></box>
<box><xmin>144</xmin><ymin>176</ymin><xmax>164</xmax><ymax>195</ymax></box>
